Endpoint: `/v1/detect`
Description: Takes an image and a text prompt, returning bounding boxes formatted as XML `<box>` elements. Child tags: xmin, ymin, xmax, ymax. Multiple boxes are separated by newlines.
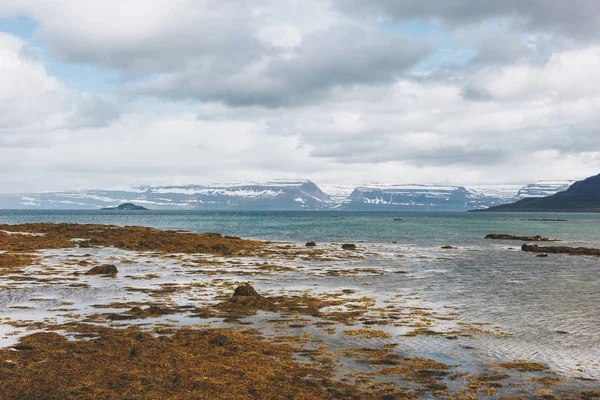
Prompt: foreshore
<box><xmin>0</xmin><ymin>223</ymin><xmax>598</xmax><ymax>399</ymax></box>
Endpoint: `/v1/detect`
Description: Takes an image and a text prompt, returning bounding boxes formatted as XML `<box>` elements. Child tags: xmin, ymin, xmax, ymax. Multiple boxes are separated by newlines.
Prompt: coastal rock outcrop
<box><xmin>485</xmin><ymin>234</ymin><xmax>557</xmax><ymax>242</ymax></box>
<box><xmin>305</xmin><ymin>241</ymin><xmax>316</xmax><ymax>247</ymax></box>
<box><xmin>522</xmin><ymin>243</ymin><xmax>600</xmax><ymax>257</ymax></box>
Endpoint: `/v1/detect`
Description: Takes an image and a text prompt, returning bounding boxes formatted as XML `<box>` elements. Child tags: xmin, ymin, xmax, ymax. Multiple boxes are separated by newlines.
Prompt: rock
<box><xmin>305</xmin><ymin>241</ymin><xmax>317</xmax><ymax>247</ymax></box>
<box><xmin>85</xmin><ymin>264</ymin><xmax>118</xmax><ymax>275</ymax></box>
<box><xmin>522</xmin><ymin>243</ymin><xmax>600</xmax><ymax>257</ymax></box>
<box><xmin>233</xmin><ymin>284</ymin><xmax>261</xmax><ymax>298</ymax></box>
<box><xmin>537</xmin><ymin>253</ymin><xmax>549</xmax><ymax>258</ymax></box>
<box><xmin>341</xmin><ymin>244</ymin><xmax>357</xmax><ymax>250</ymax></box>
<box><xmin>441</xmin><ymin>246</ymin><xmax>455</xmax><ymax>249</ymax></box>
<box><xmin>485</xmin><ymin>234</ymin><xmax>557</xmax><ymax>242</ymax></box>
<box><xmin>210</xmin><ymin>333</ymin><xmax>231</xmax><ymax>346</ymax></box>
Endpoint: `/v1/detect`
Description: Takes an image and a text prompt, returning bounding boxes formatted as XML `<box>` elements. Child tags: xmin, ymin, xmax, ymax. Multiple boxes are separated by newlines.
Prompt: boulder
<box><xmin>342</xmin><ymin>244</ymin><xmax>357</xmax><ymax>250</ymax></box>
<box><xmin>305</xmin><ymin>241</ymin><xmax>317</xmax><ymax>247</ymax></box>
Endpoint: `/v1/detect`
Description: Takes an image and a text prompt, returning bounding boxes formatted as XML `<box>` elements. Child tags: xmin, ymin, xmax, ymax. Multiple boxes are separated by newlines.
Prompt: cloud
<box><xmin>334</xmin><ymin>0</ymin><xmax>600</xmax><ymax>40</ymax></box>
<box><xmin>0</xmin><ymin>1</ymin><xmax>599</xmax><ymax>191</ymax></box>
<box><xmin>1</xmin><ymin>1</ymin><xmax>429</xmax><ymax>107</ymax></box>
<box><xmin>0</xmin><ymin>32</ymin><xmax>118</xmax><ymax>141</ymax></box>
<box><xmin>127</xmin><ymin>23</ymin><xmax>429</xmax><ymax>107</ymax></box>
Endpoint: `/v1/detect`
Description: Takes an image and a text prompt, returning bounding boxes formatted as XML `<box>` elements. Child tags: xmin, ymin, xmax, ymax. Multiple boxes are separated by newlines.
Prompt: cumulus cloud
<box><xmin>0</xmin><ymin>32</ymin><xmax>118</xmax><ymax>141</ymax></box>
<box><xmin>0</xmin><ymin>0</ymin><xmax>599</xmax><ymax>191</ymax></box>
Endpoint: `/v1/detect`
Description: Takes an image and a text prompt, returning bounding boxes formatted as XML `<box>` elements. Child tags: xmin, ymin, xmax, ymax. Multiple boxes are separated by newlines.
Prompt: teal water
<box><xmin>1</xmin><ymin>210</ymin><xmax>600</xmax><ymax>384</ymax></box>
<box><xmin>1</xmin><ymin>210</ymin><xmax>599</xmax><ymax>245</ymax></box>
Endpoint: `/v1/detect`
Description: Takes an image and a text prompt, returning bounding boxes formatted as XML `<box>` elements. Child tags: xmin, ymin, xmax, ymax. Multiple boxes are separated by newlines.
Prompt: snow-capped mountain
<box><xmin>513</xmin><ymin>181</ymin><xmax>575</xmax><ymax>200</ymax></box>
<box><xmin>337</xmin><ymin>181</ymin><xmax>573</xmax><ymax>211</ymax></box>
<box><xmin>339</xmin><ymin>184</ymin><xmax>477</xmax><ymax>211</ymax></box>
<box><xmin>0</xmin><ymin>180</ymin><xmax>333</xmax><ymax>210</ymax></box>
<box><xmin>0</xmin><ymin>179</ymin><xmax>575</xmax><ymax>211</ymax></box>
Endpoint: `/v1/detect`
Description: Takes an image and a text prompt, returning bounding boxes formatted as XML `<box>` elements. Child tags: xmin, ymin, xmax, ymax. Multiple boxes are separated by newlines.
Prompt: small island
<box><xmin>100</xmin><ymin>203</ymin><xmax>149</xmax><ymax>211</ymax></box>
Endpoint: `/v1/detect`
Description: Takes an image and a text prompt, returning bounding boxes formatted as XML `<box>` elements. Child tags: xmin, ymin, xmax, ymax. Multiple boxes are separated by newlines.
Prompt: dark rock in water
<box><xmin>210</xmin><ymin>333</ymin><xmax>231</xmax><ymax>346</ymax></box>
<box><xmin>305</xmin><ymin>241</ymin><xmax>317</xmax><ymax>247</ymax></box>
<box><xmin>106</xmin><ymin>313</ymin><xmax>135</xmax><ymax>321</ymax></box>
<box><xmin>485</xmin><ymin>234</ymin><xmax>557</xmax><ymax>242</ymax></box>
<box><xmin>522</xmin><ymin>243</ymin><xmax>600</xmax><ymax>257</ymax></box>
<box><xmin>342</xmin><ymin>244</ymin><xmax>357</xmax><ymax>250</ymax></box>
<box><xmin>85</xmin><ymin>264</ymin><xmax>118</xmax><ymax>275</ymax></box>
<box><xmin>537</xmin><ymin>253</ymin><xmax>549</xmax><ymax>258</ymax></box>
<box><xmin>393</xmin><ymin>218</ymin><xmax>403</xmax><ymax>221</ymax></box>
<box><xmin>101</xmin><ymin>203</ymin><xmax>148</xmax><ymax>211</ymax></box>
<box><xmin>233</xmin><ymin>284</ymin><xmax>261</xmax><ymax>298</ymax></box>
<box><xmin>441</xmin><ymin>246</ymin><xmax>455</xmax><ymax>249</ymax></box>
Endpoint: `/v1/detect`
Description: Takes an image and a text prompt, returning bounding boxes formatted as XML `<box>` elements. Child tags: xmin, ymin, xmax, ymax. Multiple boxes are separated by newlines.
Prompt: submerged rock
<box><xmin>441</xmin><ymin>246</ymin><xmax>455</xmax><ymax>249</ymax></box>
<box><xmin>233</xmin><ymin>284</ymin><xmax>261</xmax><ymax>298</ymax></box>
<box><xmin>342</xmin><ymin>244</ymin><xmax>357</xmax><ymax>250</ymax></box>
<box><xmin>537</xmin><ymin>253</ymin><xmax>549</xmax><ymax>258</ymax></box>
<box><xmin>305</xmin><ymin>241</ymin><xmax>317</xmax><ymax>247</ymax></box>
<box><xmin>485</xmin><ymin>234</ymin><xmax>557</xmax><ymax>242</ymax></box>
<box><xmin>85</xmin><ymin>264</ymin><xmax>118</xmax><ymax>275</ymax></box>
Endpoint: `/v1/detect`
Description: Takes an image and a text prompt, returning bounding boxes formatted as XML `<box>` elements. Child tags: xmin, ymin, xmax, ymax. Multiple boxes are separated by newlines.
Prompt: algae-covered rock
<box><xmin>233</xmin><ymin>284</ymin><xmax>261</xmax><ymax>298</ymax></box>
<box><xmin>342</xmin><ymin>244</ymin><xmax>357</xmax><ymax>250</ymax></box>
<box><xmin>86</xmin><ymin>264</ymin><xmax>118</xmax><ymax>275</ymax></box>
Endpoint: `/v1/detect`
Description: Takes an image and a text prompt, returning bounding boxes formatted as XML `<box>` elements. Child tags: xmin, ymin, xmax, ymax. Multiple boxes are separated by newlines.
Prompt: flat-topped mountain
<box><xmin>101</xmin><ymin>203</ymin><xmax>148</xmax><ymax>211</ymax></box>
<box><xmin>0</xmin><ymin>179</ymin><xmax>574</xmax><ymax>211</ymax></box>
<box><xmin>0</xmin><ymin>180</ymin><xmax>333</xmax><ymax>210</ymax></box>
<box><xmin>339</xmin><ymin>184</ymin><xmax>521</xmax><ymax>211</ymax></box>
<box><xmin>477</xmin><ymin>174</ymin><xmax>600</xmax><ymax>212</ymax></box>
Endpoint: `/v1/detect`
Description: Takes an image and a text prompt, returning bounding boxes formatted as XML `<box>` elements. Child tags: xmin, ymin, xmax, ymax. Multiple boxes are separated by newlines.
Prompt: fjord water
<box><xmin>1</xmin><ymin>210</ymin><xmax>599</xmax><ymax>379</ymax></box>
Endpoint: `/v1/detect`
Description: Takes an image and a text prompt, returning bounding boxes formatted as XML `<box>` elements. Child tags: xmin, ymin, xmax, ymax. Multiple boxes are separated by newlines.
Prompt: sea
<box><xmin>1</xmin><ymin>209</ymin><xmax>599</xmax><ymax>386</ymax></box>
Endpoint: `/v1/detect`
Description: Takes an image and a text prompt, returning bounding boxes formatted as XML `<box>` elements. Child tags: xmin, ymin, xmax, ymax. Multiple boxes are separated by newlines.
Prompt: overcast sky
<box><xmin>1</xmin><ymin>0</ymin><xmax>600</xmax><ymax>192</ymax></box>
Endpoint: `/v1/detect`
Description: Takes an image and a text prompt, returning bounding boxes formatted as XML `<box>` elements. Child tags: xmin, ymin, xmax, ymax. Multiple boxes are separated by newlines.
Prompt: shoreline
<box><xmin>1</xmin><ymin>223</ymin><xmax>598</xmax><ymax>398</ymax></box>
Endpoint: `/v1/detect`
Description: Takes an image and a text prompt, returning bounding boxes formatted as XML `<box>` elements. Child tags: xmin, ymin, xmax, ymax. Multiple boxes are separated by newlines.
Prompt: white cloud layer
<box><xmin>0</xmin><ymin>0</ymin><xmax>599</xmax><ymax>191</ymax></box>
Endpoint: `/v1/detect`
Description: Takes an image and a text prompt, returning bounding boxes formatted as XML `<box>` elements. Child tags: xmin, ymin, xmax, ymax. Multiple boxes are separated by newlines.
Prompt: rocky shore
<box><xmin>0</xmin><ymin>223</ymin><xmax>597</xmax><ymax>399</ymax></box>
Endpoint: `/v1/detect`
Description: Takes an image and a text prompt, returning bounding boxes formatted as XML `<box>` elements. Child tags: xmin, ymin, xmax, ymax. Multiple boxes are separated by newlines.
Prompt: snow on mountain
<box><xmin>0</xmin><ymin>179</ymin><xmax>577</xmax><ymax>211</ymax></box>
<box><xmin>513</xmin><ymin>181</ymin><xmax>574</xmax><ymax>200</ymax></box>
<box><xmin>340</xmin><ymin>184</ymin><xmax>475</xmax><ymax>211</ymax></box>
<box><xmin>0</xmin><ymin>180</ymin><xmax>333</xmax><ymax>210</ymax></box>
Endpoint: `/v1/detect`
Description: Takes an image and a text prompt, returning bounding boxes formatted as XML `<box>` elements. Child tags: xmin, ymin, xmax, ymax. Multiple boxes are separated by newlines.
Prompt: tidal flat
<box><xmin>0</xmin><ymin>223</ymin><xmax>599</xmax><ymax>399</ymax></box>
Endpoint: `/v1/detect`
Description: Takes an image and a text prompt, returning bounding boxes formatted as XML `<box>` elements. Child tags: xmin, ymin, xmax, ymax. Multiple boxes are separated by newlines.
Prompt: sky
<box><xmin>1</xmin><ymin>0</ymin><xmax>600</xmax><ymax>192</ymax></box>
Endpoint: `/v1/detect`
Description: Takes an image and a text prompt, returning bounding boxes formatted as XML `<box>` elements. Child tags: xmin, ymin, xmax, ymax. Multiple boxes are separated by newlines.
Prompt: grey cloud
<box><xmin>334</xmin><ymin>0</ymin><xmax>600</xmax><ymax>40</ymax></box>
<box><xmin>127</xmin><ymin>24</ymin><xmax>430</xmax><ymax>107</ymax></box>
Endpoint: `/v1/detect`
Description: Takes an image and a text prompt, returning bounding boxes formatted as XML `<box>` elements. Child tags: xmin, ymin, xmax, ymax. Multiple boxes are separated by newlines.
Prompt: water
<box><xmin>1</xmin><ymin>210</ymin><xmax>600</xmax><ymax>387</ymax></box>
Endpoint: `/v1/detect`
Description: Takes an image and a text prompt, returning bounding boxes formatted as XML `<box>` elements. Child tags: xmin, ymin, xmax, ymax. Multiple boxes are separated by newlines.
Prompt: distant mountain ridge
<box><xmin>0</xmin><ymin>179</ymin><xmax>574</xmax><ymax>211</ymax></box>
<box><xmin>478</xmin><ymin>174</ymin><xmax>600</xmax><ymax>212</ymax></box>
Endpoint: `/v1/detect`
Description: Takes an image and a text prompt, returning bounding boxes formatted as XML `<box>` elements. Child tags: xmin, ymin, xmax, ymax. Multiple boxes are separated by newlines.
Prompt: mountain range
<box><xmin>0</xmin><ymin>179</ymin><xmax>575</xmax><ymax>211</ymax></box>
